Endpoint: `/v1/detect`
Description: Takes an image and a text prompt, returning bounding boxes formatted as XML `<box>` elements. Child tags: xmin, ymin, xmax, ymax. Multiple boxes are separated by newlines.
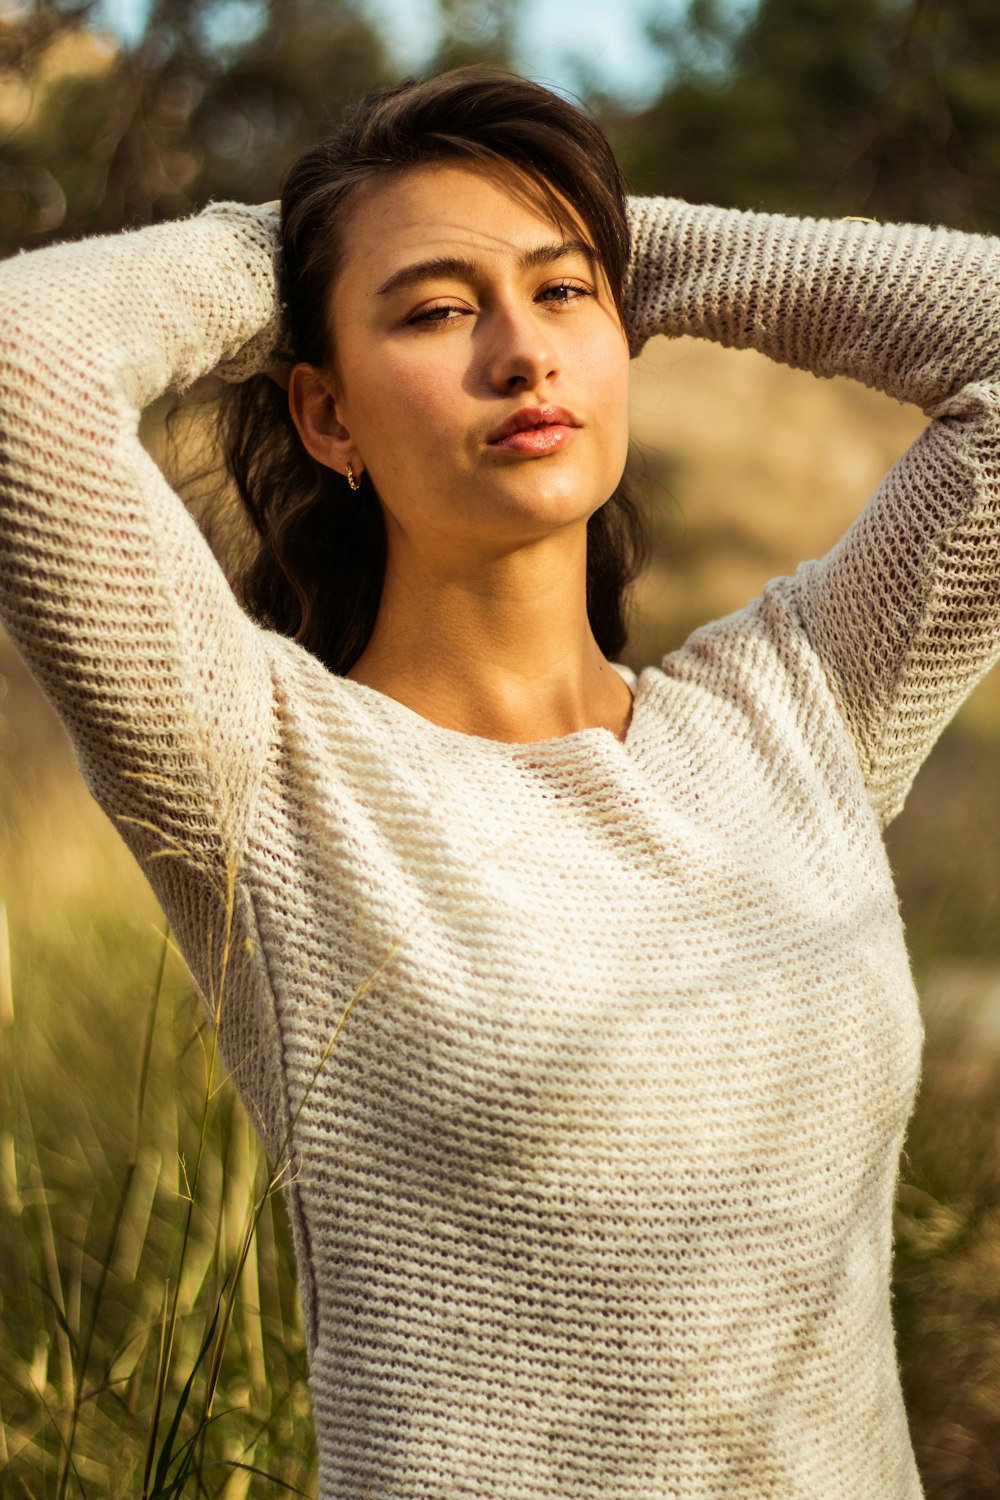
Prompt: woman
<box><xmin>1</xmin><ymin>66</ymin><xmax>998</xmax><ymax>1499</ymax></box>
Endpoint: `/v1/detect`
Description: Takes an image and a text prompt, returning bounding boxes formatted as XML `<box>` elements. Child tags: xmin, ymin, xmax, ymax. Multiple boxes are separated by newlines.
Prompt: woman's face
<box><xmin>294</xmin><ymin>162</ymin><xmax>631</xmax><ymax>563</ymax></box>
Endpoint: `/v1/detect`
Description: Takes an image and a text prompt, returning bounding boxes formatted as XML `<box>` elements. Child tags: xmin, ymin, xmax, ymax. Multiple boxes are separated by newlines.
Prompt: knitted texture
<box><xmin>2</xmin><ymin>197</ymin><xmax>999</xmax><ymax>1498</ymax></box>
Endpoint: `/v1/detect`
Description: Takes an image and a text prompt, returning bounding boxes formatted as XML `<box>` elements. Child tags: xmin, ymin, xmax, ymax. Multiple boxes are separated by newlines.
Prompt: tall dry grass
<box><xmin>1</xmin><ymin>336</ymin><xmax>998</xmax><ymax>1495</ymax></box>
<box><xmin>0</xmin><ymin>733</ymin><xmax>316</xmax><ymax>1494</ymax></box>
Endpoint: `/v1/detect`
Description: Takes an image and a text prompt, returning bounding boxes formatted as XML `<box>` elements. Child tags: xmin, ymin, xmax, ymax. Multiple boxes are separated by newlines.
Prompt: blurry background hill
<box><xmin>2</xmin><ymin>2</ymin><xmax>1000</xmax><ymax>1494</ymax></box>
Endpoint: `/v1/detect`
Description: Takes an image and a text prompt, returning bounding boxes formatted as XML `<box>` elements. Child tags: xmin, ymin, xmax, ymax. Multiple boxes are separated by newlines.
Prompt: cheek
<box><xmin>579</xmin><ymin>335</ymin><xmax>631</xmax><ymax>460</ymax></box>
<box><xmin>345</xmin><ymin>352</ymin><xmax>466</xmax><ymax>471</ymax></box>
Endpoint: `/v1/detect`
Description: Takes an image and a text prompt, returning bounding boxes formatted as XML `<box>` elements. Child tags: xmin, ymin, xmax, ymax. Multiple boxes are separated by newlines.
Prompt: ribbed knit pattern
<box><xmin>1</xmin><ymin>197</ymin><xmax>998</xmax><ymax>1498</ymax></box>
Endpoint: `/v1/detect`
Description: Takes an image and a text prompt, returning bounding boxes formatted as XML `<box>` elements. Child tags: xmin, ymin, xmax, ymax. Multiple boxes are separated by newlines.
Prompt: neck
<box><xmin>346</xmin><ymin>524</ymin><xmax>633</xmax><ymax>743</ymax></box>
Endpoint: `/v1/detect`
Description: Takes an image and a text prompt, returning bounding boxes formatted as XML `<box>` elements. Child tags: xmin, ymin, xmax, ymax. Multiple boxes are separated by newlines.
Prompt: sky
<box><xmin>364</xmin><ymin>0</ymin><xmax>686</xmax><ymax>106</ymax></box>
<box><xmin>91</xmin><ymin>0</ymin><xmax>697</xmax><ymax>107</ymax></box>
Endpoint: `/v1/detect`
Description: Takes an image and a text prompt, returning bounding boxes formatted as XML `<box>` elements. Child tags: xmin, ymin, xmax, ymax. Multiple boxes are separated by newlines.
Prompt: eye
<box><xmin>406</xmin><ymin>301</ymin><xmax>469</xmax><ymax>327</ymax></box>
<box><xmin>538</xmin><ymin>280</ymin><xmax>593</xmax><ymax>306</ymax></box>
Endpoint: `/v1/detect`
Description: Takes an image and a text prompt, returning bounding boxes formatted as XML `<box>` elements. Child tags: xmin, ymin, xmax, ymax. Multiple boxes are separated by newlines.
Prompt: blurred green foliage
<box><xmin>5</xmin><ymin>0</ymin><xmax>1000</xmax><ymax>258</ymax></box>
<box><xmin>0</xmin><ymin>0</ymin><xmax>523</xmax><ymax>251</ymax></box>
<box><xmin>614</xmin><ymin>0</ymin><xmax>1000</xmax><ymax>229</ymax></box>
<box><xmin>7</xmin><ymin>0</ymin><xmax>1000</xmax><ymax>260</ymax></box>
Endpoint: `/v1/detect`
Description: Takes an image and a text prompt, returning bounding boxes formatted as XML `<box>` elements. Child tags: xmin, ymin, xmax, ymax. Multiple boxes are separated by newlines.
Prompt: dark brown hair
<box><xmin>225</xmin><ymin>67</ymin><xmax>648</xmax><ymax>674</ymax></box>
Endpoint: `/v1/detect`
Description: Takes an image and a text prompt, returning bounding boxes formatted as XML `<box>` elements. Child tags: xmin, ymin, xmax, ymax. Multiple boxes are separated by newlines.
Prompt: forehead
<box><xmin>338</xmin><ymin>162</ymin><xmax>591</xmax><ymax>291</ymax></box>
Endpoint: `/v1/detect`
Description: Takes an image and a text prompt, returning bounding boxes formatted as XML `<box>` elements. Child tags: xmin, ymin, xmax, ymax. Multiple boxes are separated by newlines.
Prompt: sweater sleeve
<box><xmin>0</xmin><ymin>204</ymin><xmax>281</xmax><ymax>936</ymax></box>
<box><xmin>625</xmin><ymin>197</ymin><xmax>1000</xmax><ymax>824</ymax></box>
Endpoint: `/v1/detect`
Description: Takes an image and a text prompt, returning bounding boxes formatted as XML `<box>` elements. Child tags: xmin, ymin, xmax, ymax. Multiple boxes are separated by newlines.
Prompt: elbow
<box><xmin>928</xmin><ymin>378</ymin><xmax>1000</xmax><ymax>429</ymax></box>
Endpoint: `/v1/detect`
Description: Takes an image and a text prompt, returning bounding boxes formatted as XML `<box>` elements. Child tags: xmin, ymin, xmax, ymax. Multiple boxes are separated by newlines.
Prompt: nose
<box><xmin>483</xmin><ymin>300</ymin><xmax>559</xmax><ymax>393</ymax></box>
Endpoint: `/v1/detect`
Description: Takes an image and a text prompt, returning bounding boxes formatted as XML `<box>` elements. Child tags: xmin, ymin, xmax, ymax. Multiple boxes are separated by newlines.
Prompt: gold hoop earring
<box><xmin>346</xmin><ymin>462</ymin><xmax>361</xmax><ymax>492</ymax></box>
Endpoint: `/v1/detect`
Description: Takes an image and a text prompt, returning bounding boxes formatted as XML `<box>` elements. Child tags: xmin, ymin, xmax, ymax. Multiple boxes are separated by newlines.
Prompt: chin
<box><xmin>490</xmin><ymin>466</ymin><xmax>609</xmax><ymax>525</ymax></box>
<box><xmin>486</xmin><ymin>489</ymin><xmax>603</xmax><ymax>541</ymax></box>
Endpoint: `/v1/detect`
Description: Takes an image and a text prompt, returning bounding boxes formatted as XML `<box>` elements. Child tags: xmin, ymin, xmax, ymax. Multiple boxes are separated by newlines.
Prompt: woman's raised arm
<box><xmin>0</xmin><ymin>203</ymin><xmax>282</xmax><ymax>929</ymax></box>
<box><xmin>625</xmin><ymin>197</ymin><xmax>1000</xmax><ymax>824</ymax></box>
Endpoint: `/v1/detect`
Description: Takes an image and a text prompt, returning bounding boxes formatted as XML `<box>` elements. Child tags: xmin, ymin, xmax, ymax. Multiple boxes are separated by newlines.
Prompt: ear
<box><xmin>287</xmin><ymin>362</ymin><xmax>360</xmax><ymax>480</ymax></box>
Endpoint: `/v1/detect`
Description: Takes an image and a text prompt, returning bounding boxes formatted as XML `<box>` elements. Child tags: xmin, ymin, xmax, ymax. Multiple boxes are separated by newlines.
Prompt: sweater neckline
<box><xmin>338</xmin><ymin>666</ymin><xmax>647</xmax><ymax>755</ymax></box>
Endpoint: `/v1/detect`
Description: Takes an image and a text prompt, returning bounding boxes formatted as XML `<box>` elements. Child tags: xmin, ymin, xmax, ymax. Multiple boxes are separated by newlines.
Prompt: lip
<box><xmin>486</xmin><ymin>404</ymin><xmax>582</xmax><ymax>446</ymax></box>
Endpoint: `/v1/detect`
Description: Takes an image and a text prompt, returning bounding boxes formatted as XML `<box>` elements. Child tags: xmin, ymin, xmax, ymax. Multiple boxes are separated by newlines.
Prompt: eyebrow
<box><xmin>373</xmin><ymin>239</ymin><xmax>598</xmax><ymax>299</ymax></box>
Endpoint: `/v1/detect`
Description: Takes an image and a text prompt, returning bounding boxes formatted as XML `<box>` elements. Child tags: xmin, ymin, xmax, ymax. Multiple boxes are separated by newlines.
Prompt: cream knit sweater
<box><xmin>1</xmin><ymin>194</ymin><xmax>999</xmax><ymax>1499</ymax></box>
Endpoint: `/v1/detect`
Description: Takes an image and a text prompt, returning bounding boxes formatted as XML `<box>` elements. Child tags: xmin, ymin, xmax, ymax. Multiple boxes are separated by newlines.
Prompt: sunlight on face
<box><xmin>326</xmin><ymin>163</ymin><xmax>631</xmax><ymax>562</ymax></box>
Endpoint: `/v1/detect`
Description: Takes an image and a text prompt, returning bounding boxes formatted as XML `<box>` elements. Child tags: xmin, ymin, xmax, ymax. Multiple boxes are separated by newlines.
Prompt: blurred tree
<box><xmin>612</xmin><ymin>0</ymin><xmax>1000</xmax><ymax>230</ymax></box>
<box><xmin>431</xmin><ymin>0</ymin><xmax>521</xmax><ymax>70</ymax></box>
<box><xmin>0</xmin><ymin>0</ymin><xmax>537</xmax><ymax>255</ymax></box>
<box><xmin>190</xmin><ymin>0</ymin><xmax>392</xmax><ymax>204</ymax></box>
<box><xmin>0</xmin><ymin>0</ymin><xmax>395</xmax><ymax>252</ymax></box>
<box><xmin>6</xmin><ymin>0</ymin><xmax>1000</xmax><ymax>249</ymax></box>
